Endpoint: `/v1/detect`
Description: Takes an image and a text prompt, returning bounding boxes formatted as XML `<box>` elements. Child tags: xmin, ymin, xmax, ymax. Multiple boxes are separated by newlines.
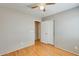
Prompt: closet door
<box><xmin>41</xmin><ymin>20</ymin><xmax>54</xmax><ymax>45</ymax></box>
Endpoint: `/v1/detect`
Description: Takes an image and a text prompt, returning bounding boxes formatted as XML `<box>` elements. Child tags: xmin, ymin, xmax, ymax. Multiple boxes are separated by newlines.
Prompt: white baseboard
<box><xmin>41</xmin><ymin>40</ymin><xmax>54</xmax><ymax>45</ymax></box>
<box><xmin>0</xmin><ymin>41</ymin><xmax>34</xmax><ymax>56</ymax></box>
<box><xmin>55</xmin><ymin>45</ymin><xmax>79</xmax><ymax>56</ymax></box>
<box><xmin>41</xmin><ymin>41</ymin><xmax>79</xmax><ymax>56</ymax></box>
<box><xmin>41</xmin><ymin>41</ymin><xmax>48</xmax><ymax>44</ymax></box>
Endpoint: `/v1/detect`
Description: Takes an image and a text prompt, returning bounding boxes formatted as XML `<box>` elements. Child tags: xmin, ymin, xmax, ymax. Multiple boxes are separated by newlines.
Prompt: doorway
<box><xmin>35</xmin><ymin>21</ymin><xmax>41</xmax><ymax>42</ymax></box>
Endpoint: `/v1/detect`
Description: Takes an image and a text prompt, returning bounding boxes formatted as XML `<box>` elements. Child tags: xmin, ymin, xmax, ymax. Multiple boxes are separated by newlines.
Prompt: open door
<box><xmin>35</xmin><ymin>21</ymin><xmax>41</xmax><ymax>41</ymax></box>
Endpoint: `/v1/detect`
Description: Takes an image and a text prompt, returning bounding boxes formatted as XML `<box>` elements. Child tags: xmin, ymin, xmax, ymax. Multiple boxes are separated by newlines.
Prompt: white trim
<box><xmin>55</xmin><ymin>45</ymin><xmax>79</xmax><ymax>56</ymax></box>
<box><xmin>0</xmin><ymin>41</ymin><xmax>34</xmax><ymax>56</ymax></box>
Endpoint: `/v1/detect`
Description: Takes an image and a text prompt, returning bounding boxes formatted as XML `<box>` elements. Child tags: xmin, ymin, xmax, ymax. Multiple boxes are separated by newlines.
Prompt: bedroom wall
<box><xmin>42</xmin><ymin>6</ymin><xmax>79</xmax><ymax>55</ymax></box>
<box><xmin>54</xmin><ymin>6</ymin><xmax>79</xmax><ymax>55</ymax></box>
<box><xmin>0</xmin><ymin>7</ymin><xmax>35</xmax><ymax>55</ymax></box>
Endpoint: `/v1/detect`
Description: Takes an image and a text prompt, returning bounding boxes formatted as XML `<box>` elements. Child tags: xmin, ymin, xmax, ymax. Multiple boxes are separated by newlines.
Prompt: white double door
<box><xmin>41</xmin><ymin>20</ymin><xmax>54</xmax><ymax>45</ymax></box>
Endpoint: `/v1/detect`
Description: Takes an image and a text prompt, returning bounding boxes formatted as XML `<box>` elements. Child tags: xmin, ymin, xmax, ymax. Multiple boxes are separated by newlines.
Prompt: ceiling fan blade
<box><xmin>27</xmin><ymin>3</ymin><xmax>38</xmax><ymax>9</ymax></box>
<box><xmin>32</xmin><ymin>6</ymin><xmax>38</xmax><ymax>9</ymax></box>
<box><xmin>46</xmin><ymin>3</ymin><xmax>55</xmax><ymax>5</ymax></box>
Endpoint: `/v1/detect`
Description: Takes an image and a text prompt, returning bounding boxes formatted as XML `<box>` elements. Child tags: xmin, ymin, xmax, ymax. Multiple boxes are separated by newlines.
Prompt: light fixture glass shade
<box><xmin>39</xmin><ymin>5</ymin><xmax>45</xmax><ymax>10</ymax></box>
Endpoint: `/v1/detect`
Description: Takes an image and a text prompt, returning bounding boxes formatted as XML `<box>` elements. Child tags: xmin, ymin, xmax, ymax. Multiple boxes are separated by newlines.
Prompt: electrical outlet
<box><xmin>74</xmin><ymin>46</ymin><xmax>78</xmax><ymax>50</ymax></box>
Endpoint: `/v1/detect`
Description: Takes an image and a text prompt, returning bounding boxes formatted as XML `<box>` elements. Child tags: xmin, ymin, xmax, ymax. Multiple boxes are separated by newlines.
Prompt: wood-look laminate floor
<box><xmin>3</xmin><ymin>40</ymin><xmax>77</xmax><ymax>56</ymax></box>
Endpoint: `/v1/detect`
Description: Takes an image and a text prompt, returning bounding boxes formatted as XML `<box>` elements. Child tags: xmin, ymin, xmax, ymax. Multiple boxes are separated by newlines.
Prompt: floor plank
<box><xmin>3</xmin><ymin>40</ymin><xmax>77</xmax><ymax>56</ymax></box>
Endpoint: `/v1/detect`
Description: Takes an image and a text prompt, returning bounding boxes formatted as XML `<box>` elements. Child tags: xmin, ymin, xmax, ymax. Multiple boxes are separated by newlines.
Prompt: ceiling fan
<box><xmin>28</xmin><ymin>3</ymin><xmax>55</xmax><ymax>12</ymax></box>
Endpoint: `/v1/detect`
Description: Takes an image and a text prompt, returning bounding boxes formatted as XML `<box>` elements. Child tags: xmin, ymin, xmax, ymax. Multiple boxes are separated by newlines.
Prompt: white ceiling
<box><xmin>0</xmin><ymin>3</ymin><xmax>78</xmax><ymax>18</ymax></box>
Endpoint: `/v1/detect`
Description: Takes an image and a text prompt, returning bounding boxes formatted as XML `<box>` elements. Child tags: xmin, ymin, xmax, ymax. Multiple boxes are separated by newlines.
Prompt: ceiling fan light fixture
<box><xmin>39</xmin><ymin>5</ymin><xmax>45</xmax><ymax>11</ymax></box>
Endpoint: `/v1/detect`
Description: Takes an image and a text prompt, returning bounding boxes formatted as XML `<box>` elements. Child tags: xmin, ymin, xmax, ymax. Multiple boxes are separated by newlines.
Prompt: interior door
<box><xmin>41</xmin><ymin>20</ymin><xmax>54</xmax><ymax>45</ymax></box>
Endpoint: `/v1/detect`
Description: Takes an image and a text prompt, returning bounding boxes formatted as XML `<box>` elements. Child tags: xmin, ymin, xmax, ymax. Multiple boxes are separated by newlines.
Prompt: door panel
<box><xmin>41</xmin><ymin>20</ymin><xmax>54</xmax><ymax>45</ymax></box>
